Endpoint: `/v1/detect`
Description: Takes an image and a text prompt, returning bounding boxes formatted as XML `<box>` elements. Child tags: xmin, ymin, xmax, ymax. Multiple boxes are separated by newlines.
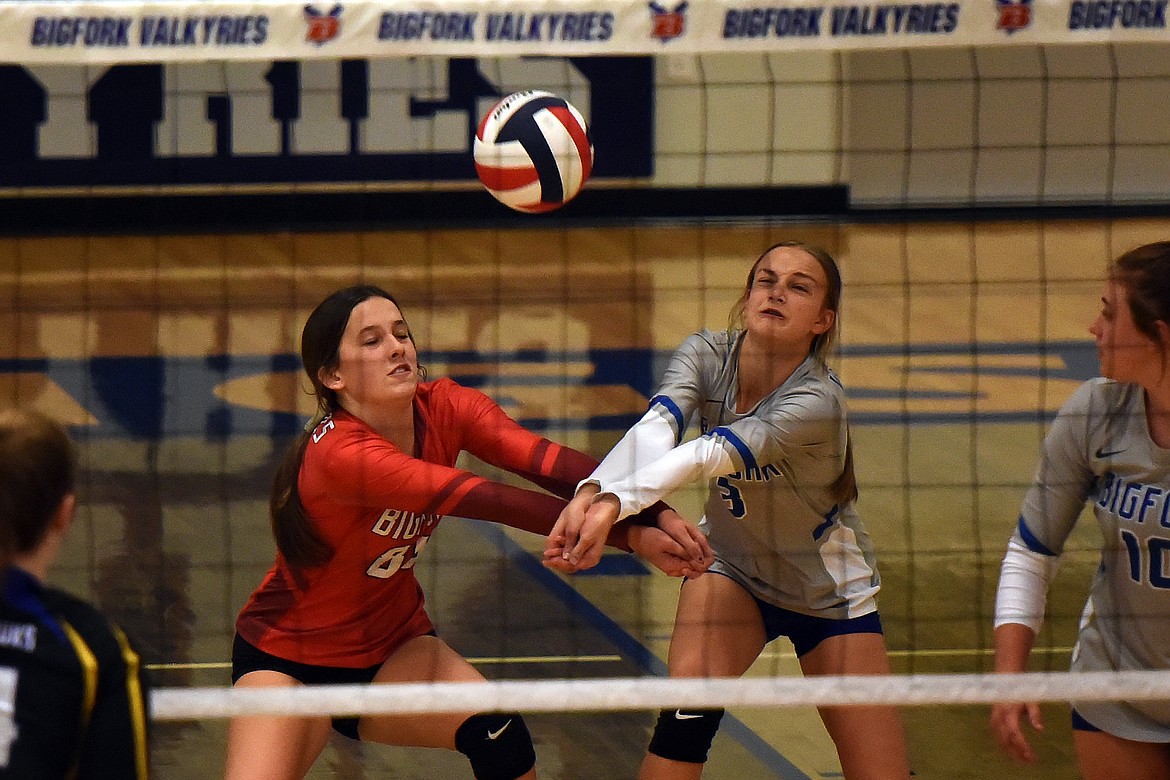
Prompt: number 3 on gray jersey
<box><xmin>716</xmin><ymin>477</ymin><xmax>746</xmax><ymax>518</ymax></box>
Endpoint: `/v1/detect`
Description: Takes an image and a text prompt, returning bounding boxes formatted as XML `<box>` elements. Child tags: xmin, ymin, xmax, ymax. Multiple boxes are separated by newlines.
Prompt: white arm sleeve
<box><xmin>994</xmin><ymin>536</ymin><xmax>1061</xmax><ymax>632</ymax></box>
<box><xmin>600</xmin><ymin>434</ymin><xmax>736</xmax><ymax>520</ymax></box>
<box><xmin>577</xmin><ymin>406</ymin><xmax>680</xmax><ymax>493</ymax></box>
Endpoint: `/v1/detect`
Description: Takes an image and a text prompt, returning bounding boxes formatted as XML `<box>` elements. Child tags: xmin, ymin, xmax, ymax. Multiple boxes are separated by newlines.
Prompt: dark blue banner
<box><xmin>0</xmin><ymin>57</ymin><xmax>653</xmax><ymax>188</ymax></box>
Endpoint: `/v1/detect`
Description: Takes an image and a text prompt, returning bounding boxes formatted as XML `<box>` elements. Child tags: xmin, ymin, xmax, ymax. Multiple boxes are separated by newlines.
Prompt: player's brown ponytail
<box><xmin>270</xmin><ymin>431</ymin><xmax>329</xmax><ymax>569</ymax></box>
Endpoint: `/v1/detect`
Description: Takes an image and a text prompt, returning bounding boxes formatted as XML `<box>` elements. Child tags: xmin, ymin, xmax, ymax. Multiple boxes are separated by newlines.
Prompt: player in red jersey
<box><xmin>226</xmin><ymin>285</ymin><xmax>712</xmax><ymax>780</ymax></box>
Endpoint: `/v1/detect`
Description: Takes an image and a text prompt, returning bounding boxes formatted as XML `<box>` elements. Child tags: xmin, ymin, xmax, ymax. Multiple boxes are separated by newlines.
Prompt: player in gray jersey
<box><xmin>992</xmin><ymin>241</ymin><xmax>1170</xmax><ymax>778</ymax></box>
<box><xmin>546</xmin><ymin>243</ymin><xmax>909</xmax><ymax>780</ymax></box>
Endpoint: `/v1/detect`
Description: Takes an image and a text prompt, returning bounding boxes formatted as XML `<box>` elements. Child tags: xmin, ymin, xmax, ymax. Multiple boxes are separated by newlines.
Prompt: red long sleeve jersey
<box><xmin>236</xmin><ymin>378</ymin><xmax>599</xmax><ymax>667</ymax></box>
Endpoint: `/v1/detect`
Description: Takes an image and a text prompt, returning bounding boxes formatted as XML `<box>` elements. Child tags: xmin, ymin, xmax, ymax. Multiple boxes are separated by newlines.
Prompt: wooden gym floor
<box><xmin>4</xmin><ymin>215</ymin><xmax>1166</xmax><ymax>778</ymax></box>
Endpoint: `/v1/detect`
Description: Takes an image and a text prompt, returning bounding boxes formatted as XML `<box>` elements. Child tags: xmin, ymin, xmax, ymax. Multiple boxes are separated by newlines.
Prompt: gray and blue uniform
<box><xmin>591</xmin><ymin>330</ymin><xmax>880</xmax><ymax>620</ymax></box>
<box><xmin>1007</xmin><ymin>377</ymin><xmax>1170</xmax><ymax>741</ymax></box>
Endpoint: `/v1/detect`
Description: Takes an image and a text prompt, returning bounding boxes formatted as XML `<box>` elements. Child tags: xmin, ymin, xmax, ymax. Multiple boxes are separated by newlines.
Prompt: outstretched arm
<box><xmin>447</xmin><ymin>384</ymin><xmax>710</xmax><ymax>572</ymax></box>
<box><xmin>556</xmin><ymin>433</ymin><xmax>735</xmax><ymax>569</ymax></box>
<box><xmin>544</xmin><ymin>404</ymin><xmax>683</xmax><ymax>565</ymax></box>
<box><xmin>989</xmin><ymin>535</ymin><xmax>1059</xmax><ymax>764</ymax></box>
<box><xmin>545</xmin><ymin>335</ymin><xmax>716</xmax><ymax>571</ymax></box>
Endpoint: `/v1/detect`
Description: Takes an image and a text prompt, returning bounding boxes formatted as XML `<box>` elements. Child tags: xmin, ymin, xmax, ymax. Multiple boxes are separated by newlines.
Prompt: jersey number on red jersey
<box><xmin>366</xmin><ymin>536</ymin><xmax>431</xmax><ymax>579</ymax></box>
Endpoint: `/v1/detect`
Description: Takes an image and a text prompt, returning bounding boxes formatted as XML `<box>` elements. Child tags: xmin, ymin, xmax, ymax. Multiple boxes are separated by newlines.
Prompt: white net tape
<box><xmin>151</xmin><ymin>671</ymin><xmax>1170</xmax><ymax>721</ymax></box>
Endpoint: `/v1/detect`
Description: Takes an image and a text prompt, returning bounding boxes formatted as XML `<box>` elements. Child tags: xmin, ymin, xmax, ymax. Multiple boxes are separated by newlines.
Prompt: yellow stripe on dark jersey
<box><xmin>61</xmin><ymin>621</ymin><xmax>97</xmax><ymax>780</ymax></box>
<box><xmin>113</xmin><ymin>626</ymin><xmax>149</xmax><ymax>779</ymax></box>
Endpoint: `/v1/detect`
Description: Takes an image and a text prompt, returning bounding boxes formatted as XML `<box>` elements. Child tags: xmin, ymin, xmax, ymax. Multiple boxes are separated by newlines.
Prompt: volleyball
<box><xmin>474</xmin><ymin>90</ymin><xmax>593</xmax><ymax>213</ymax></box>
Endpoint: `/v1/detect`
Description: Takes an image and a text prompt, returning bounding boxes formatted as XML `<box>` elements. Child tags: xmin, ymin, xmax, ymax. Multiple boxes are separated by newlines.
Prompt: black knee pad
<box><xmin>647</xmin><ymin>707</ymin><xmax>725</xmax><ymax>764</ymax></box>
<box><xmin>454</xmin><ymin>712</ymin><xmax>536</xmax><ymax>780</ymax></box>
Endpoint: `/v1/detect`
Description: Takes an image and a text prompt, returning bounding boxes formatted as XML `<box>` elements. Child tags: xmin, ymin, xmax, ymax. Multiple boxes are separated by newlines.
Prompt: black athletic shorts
<box><xmin>232</xmin><ymin>633</ymin><xmax>386</xmax><ymax>739</ymax></box>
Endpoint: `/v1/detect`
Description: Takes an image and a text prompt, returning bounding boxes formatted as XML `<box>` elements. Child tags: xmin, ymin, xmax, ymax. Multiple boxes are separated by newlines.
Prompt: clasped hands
<box><xmin>543</xmin><ymin>483</ymin><xmax>713</xmax><ymax>578</ymax></box>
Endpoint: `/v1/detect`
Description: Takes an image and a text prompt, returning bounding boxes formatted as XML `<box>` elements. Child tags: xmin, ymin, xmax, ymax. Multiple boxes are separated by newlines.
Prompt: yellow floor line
<box><xmin>148</xmin><ymin>648</ymin><xmax>1072</xmax><ymax>673</ymax></box>
<box><xmin>146</xmin><ymin>654</ymin><xmax>625</xmax><ymax>672</ymax></box>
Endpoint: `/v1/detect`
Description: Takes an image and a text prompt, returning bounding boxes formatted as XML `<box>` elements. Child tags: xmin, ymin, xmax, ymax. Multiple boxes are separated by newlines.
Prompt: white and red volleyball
<box><xmin>474</xmin><ymin>90</ymin><xmax>593</xmax><ymax>213</ymax></box>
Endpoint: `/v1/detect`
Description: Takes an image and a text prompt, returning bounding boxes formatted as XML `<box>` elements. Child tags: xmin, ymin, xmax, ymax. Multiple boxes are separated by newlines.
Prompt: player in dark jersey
<box><xmin>547</xmin><ymin>243</ymin><xmax>909</xmax><ymax>780</ymax></box>
<box><xmin>0</xmin><ymin>409</ymin><xmax>150</xmax><ymax>779</ymax></box>
<box><xmin>992</xmin><ymin>242</ymin><xmax>1170</xmax><ymax>777</ymax></box>
<box><xmin>227</xmin><ymin>284</ymin><xmax>712</xmax><ymax>780</ymax></box>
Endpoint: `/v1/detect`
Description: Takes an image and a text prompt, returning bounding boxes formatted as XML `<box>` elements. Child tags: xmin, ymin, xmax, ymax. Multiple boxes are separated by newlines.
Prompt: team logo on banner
<box><xmin>648</xmin><ymin>1</ymin><xmax>688</xmax><ymax>42</ymax></box>
<box><xmin>304</xmin><ymin>4</ymin><xmax>343</xmax><ymax>45</ymax></box>
<box><xmin>995</xmin><ymin>0</ymin><xmax>1032</xmax><ymax>32</ymax></box>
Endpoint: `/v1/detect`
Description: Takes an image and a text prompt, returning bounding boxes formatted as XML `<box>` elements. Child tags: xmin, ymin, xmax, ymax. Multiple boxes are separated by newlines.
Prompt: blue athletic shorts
<box><xmin>710</xmin><ymin>573</ymin><xmax>883</xmax><ymax>657</ymax></box>
<box><xmin>1072</xmin><ymin>708</ymin><xmax>1102</xmax><ymax>733</ymax></box>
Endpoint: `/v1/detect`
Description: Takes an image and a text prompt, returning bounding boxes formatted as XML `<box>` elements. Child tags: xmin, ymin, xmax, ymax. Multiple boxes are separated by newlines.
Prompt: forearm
<box><xmin>994</xmin><ymin>622</ymin><xmax>1037</xmax><ymax>674</ymax></box>
<box><xmin>603</xmin><ymin>436</ymin><xmax>733</xmax><ymax>519</ymax></box>
<box><xmin>461</xmin><ymin>396</ymin><xmax>601</xmax><ymax>498</ymax></box>
<box><xmin>603</xmin><ymin>522</ymin><xmax>633</xmax><ymax>552</ymax></box>
<box><xmin>451</xmin><ymin>481</ymin><xmax>569</xmax><ymax>535</ymax></box>
<box><xmin>993</xmin><ymin>534</ymin><xmax>1057</xmax><ymax>675</ymax></box>
<box><xmin>994</xmin><ymin>536</ymin><xmax>1059</xmax><ymax>632</ymax></box>
<box><xmin>584</xmin><ymin>407</ymin><xmax>679</xmax><ymax>490</ymax></box>
<box><xmin>628</xmin><ymin>500</ymin><xmax>672</xmax><ymax>526</ymax></box>
<box><xmin>512</xmin><ymin>443</ymin><xmax>601</xmax><ymax>500</ymax></box>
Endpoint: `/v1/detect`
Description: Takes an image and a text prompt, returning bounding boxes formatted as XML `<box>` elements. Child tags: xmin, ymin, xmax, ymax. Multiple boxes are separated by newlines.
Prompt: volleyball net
<box><xmin>152</xmin><ymin>671</ymin><xmax>1170</xmax><ymax>720</ymax></box>
<box><xmin>2</xmin><ymin>1</ymin><xmax>1170</xmax><ymax>777</ymax></box>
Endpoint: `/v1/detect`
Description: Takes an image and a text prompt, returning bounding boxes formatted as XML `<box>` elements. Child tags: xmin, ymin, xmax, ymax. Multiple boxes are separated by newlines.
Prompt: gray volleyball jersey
<box><xmin>1015</xmin><ymin>378</ymin><xmax>1170</xmax><ymax>739</ymax></box>
<box><xmin>600</xmin><ymin>330</ymin><xmax>880</xmax><ymax>619</ymax></box>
